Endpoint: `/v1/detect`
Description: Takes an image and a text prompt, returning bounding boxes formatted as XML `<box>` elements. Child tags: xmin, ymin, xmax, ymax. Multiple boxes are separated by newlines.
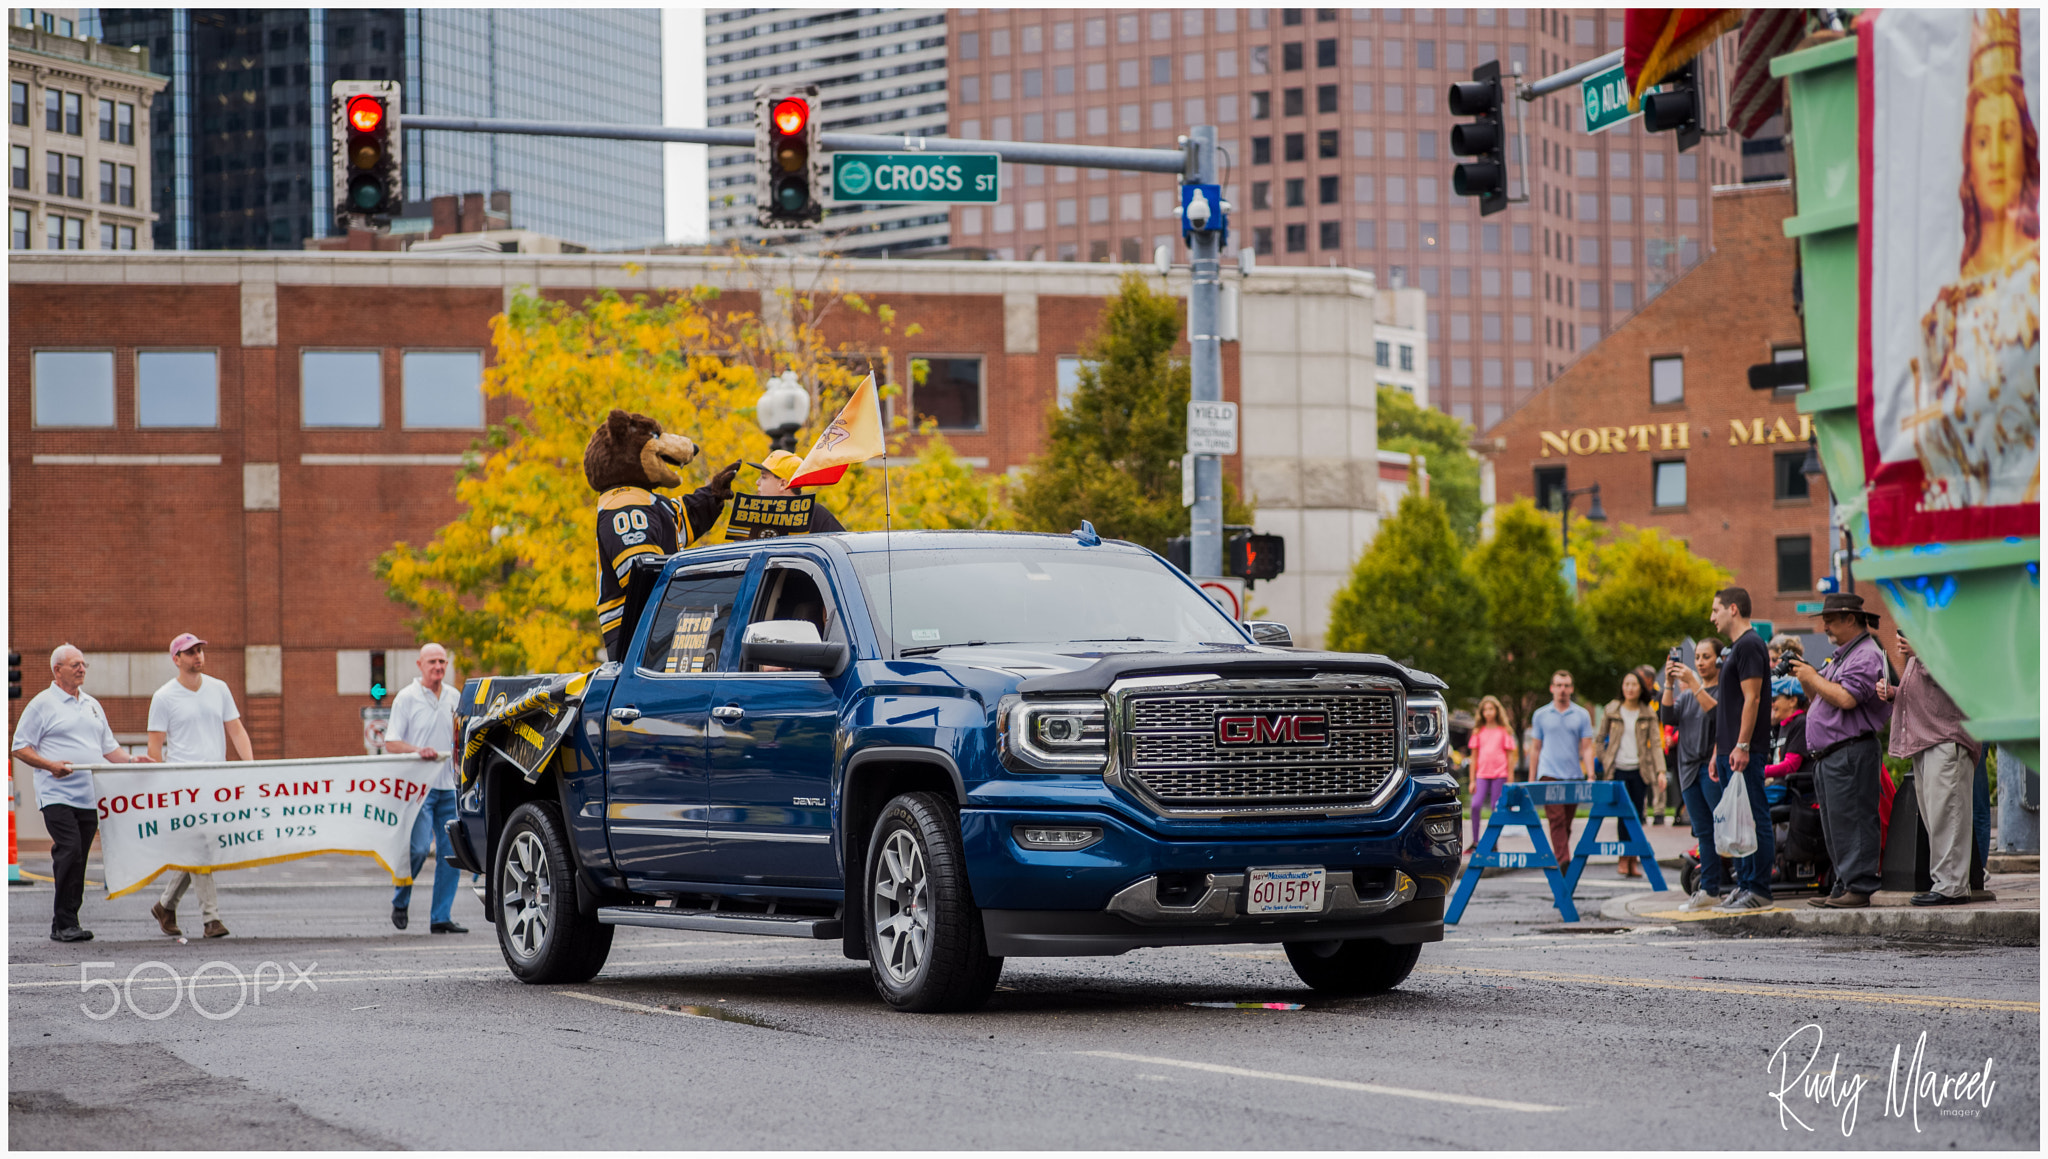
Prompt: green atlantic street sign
<box><xmin>1580</xmin><ymin>64</ymin><xmax>1642</xmax><ymax>134</ymax></box>
<box><xmin>829</xmin><ymin>152</ymin><xmax>1000</xmax><ymax>204</ymax></box>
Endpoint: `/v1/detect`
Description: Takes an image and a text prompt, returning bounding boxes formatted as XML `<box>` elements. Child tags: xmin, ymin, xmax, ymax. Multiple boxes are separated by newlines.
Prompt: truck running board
<box><xmin>596</xmin><ymin>906</ymin><xmax>843</xmax><ymax>940</ymax></box>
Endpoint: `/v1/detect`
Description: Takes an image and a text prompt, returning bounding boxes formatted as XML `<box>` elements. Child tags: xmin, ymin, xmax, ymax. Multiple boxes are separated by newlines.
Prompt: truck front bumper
<box><xmin>981</xmin><ymin>894</ymin><xmax>1444</xmax><ymax>957</ymax></box>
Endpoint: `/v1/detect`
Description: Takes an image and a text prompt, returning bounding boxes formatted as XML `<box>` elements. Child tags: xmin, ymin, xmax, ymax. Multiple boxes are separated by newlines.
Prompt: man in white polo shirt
<box><xmin>146</xmin><ymin>632</ymin><xmax>252</xmax><ymax>939</ymax></box>
<box><xmin>10</xmin><ymin>644</ymin><xmax>154</xmax><ymax>942</ymax></box>
<box><xmin>384</xmin><ymin>643</ymin><xmax>467</xmax><ymax>934</ymax></box>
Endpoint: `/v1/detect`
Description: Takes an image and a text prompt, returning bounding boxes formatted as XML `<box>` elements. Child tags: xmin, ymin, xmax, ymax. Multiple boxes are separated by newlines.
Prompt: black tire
<box><xmin>1284</xmin><ymin>939</ymin><xmax>1422</xmax><ymax>996</ymax></box>
<box><xmin>495</xmin><ymin>801</ymin><xmax>614</xmax><ymax>984</ymax></box>
<box><xmin>864</xmin><ymin>792</ymin><xmax>1003</xmax><ymax>1012</ymax></box>
<box><xmin>1680</xmin><ymin>859</ymin><xmax>1698</xmax><ymax>897</ymax></box>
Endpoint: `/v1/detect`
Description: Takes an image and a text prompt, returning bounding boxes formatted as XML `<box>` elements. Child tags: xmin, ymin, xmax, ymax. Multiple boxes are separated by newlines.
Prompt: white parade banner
<box><xmin>78</xmin><ymin>755</ymin><xmax>438</xmax><ymax>900</ymax></box>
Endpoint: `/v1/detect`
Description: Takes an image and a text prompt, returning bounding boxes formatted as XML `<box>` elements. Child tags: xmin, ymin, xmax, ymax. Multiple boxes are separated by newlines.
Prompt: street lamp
<box><xmin>1553</xmin><ymin>482</ymin><xmax>1606</xmax><ymax>557</ymax></box>
<box><xmin>755</xmin><ymin>371</ymin><xmax>811</xmax><ymax>453</ymax></box>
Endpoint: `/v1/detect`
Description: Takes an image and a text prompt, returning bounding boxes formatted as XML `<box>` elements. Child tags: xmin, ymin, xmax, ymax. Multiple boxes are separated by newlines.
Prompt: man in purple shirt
<box><xmin>1882</xmin><ymin>630</ymin><xmax>1980</xmax><ymax>906</ymax></box>
<box><xmin>1788</xmin><ymin>593</ymin><xmax>1893</xmax><ymax>907</ymax></box>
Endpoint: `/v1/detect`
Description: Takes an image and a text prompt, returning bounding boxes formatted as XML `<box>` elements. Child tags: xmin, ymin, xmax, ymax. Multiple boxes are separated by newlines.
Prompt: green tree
<box><xmin>1012</xmin><ymin>273</ymin><xmax>1250</xmax><ymax>552</ymax></box>
<box><xmin>1326</xmin><ymin>488</ymin><xmax>1492</xmax><ymax>701</ymax></box>
<box><xmin>1377</xmin><ymin>385</ymin><xmax>1482</xmax><ymax>546</ymax></box>
<box><xmin>1576</xmin><ymin>525</ymin><xmax>1731</xmax><ymax>697</ymax></box>
<box><xmin>1467</xmin><ymin>498</ymin><xmax>1590</xmax><ymax>733</ymax></box>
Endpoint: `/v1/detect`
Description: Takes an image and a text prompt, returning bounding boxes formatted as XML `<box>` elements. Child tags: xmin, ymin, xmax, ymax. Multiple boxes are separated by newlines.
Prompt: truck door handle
<box><xmin>609</xmin><ymin>707</ymin><xmax>641</xmax><ymax>723</ymax></box>
<box><xmin>711</xmin><ymin>705</ymin><xmax>746</xmax><ymax>723</ymax></box>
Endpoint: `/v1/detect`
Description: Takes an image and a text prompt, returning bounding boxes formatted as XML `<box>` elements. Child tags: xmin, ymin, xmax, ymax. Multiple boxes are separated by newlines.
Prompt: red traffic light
<box><xmin>347</xmin><ymin>95</ymin><xmax>385</xmax><ymax>134</ymax></box>
<box><xmin>772</xmin><ymin>98</ymin><xmax>808</xmax><ymax>136</ymax></box>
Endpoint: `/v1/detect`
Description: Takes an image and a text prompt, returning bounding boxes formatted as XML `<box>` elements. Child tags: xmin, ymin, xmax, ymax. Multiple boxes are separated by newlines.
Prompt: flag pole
<box><xmin>870</xmin><ymin>362</ymin><xmax>897</xmax><ymax>661</ymax></box>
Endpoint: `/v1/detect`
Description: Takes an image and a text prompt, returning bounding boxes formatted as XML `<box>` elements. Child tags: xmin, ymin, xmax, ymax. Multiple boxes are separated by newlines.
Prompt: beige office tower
<box><xmin>943</xmin><ymin>8</ymin><xmax>1748</xmax><ymax>429</ymax></box>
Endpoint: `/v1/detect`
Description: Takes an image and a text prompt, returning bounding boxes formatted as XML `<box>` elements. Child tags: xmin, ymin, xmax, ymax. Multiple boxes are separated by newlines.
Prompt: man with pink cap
<box><xmin>146</xmin><ymin>632</ymin><xmax>252</xmax><ymax>938</ymax></box>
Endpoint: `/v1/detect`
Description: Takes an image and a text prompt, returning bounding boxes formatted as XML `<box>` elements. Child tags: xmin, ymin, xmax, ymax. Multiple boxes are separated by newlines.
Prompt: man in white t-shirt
<box><xmin>146</xmin><ymin>633</ymin><xmax>252</xmax><ymax>939</ymax></box>
<box><xmin>384</xmin><ymin>643</ymin><xmax>467</xmax><ymax>934</ymax></box>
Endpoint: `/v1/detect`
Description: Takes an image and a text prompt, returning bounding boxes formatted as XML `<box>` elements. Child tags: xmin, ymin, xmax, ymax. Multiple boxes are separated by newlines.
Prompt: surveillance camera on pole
<box><xmin>755</xmin><ymin>84</ymin><xmax>825</xmax><ymax>228</ymax></box>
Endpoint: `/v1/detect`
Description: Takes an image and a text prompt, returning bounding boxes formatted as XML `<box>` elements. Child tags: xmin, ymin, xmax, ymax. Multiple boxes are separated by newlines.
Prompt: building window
<box><xmin>136</xmin><ymin>351</ymin><xmax>220</xmax><ymax>428</ymax></box>
<box><xmin>1251</xmin><ymin>136</ymin><xmax>1271</xmax><ymax>165</ymax></box>
<box><xmin>1055</xmin><ymin>356</ymin><xmax>1098</xmax><ymax>410</ymax></box>
<box><xmin>99</xmin><ymin>222</ymin><xmax>114</xmax><ymax>249</ymax></box>
<box><xmin>402</xmin><ymin>351</ymin><xmax>485</xmax><ymax>429</ymax></box>
<box><xmin>45</xmin><ymin>88</ymin><xmax>60</xmax><ymax>132</ymax></box>
<box><xmin>10</xmin><ymin>81</ymin><xmax>25</xmax><ymax>126</ymax></box>
<box><xmin>1317</xmin><ymin>129</ymin><xmax>1338</xmax><ymax>159</ymax></box>
<box><xmin>1375</xmin><ymin>341</ymin><xmax>1391</xmax><ymax>368</ymax></box>
<box><xmin>1776</xmin><ymin>536</ymin><xmax>1813</xmax><ymax>593</ymax></box>
<box><xmin>63</xmin><ymin>216</ymin><xmax>81</xmax><ymax>249</ymax></box>
<box><xmin>65</xmin><ymin>154</ymin><xmax>81</xmax><ymax>199</ymax></box>
<box><xmin>117</xmin><ymin>102</ymin><xmax>135</xmax><ymax>145</ymax></box>
<box><xmin>45</xmin><ymin>151</ymin><xmax>60</xmax><ymax>195</ymax></box>
<box><xmin>1319</xmin><ymin>220</ymin><xmax>1341</xmax><ymax>250</ymax></box>
<box><xmin>1653</xmin><ymin>460</ymin><xmax>1687</xmax><ymax>509</ymax></box>
<box><xmin>1285</xmin><ymin>223</ymin><xmax>1307</xmax><ymax>252</ymax></box>
<box><xmin>1774</xmin><ymin>451</ymin><xmax>1812</xmax><ymax>502</ymax></box>
<box><xmin>119</xmin><ymin>164</ymin><xmax>135</xmax><ymax>207</ymax></box>
<box><xmin>46</xmin><ymin>214</ymin><xmax>61</xmax><ymax>250</ymax></box>
<box><xmin>63</xmin><ymin>91</ymin><xmax>81</xmax><ymax>135</ymax></box>
<box><xmin>1650</xmin><ymin>355</ymin><xmax>1683</xmax><ymax>405</ymax></box>
<box><xmin>10</xmin><ymin>145</ymin><xmax>25</xmax><ymax>190</ymax></box>
<box><xmin>1317</xmin><ymin>83</ymin><xmax>1338</xmax><ymax>113</ymax></box>
<box><xmin>1285</xmin><ymin>178</ymin><xmax>1305</xmax><ymax>207</ymax></box>
<box><xmin>1316</xmin><ymin>38</ymin><xmax>1337</xmax><ymax>68</ymax></box>
<box><xmin>10</xmin><ymin>208</ymin><xmax>28</xmax><ymax>249</ymax></box>
<box><xmin>98</xmin><ymin>98</ymin><xmax>114</xmax><ymax>141</ymax></box>
<box><xmin>118</xmin><ymin>225</ymin><xmax>135</xmax><ymax>250</ymax></box>
<box><xmin>303</xmin><ymin>350</ymin><xmax>384</xmax><ymax>427</ymax></box>
<box><xmin>1283</xmin><ymin>42</ymin><xmax>1304</xmax><ymax>71</ymax></box>
<box><xmin>1284</xmin><ymin>133</ymin><xmax>1305</xmax><ymax>162</ymax></box>
<box><xmin>1534</xmin><ymin>465</ymin><xmax>1567</xmax><ymax>513</ymax></box>
<box><xmin>1251</xmin><ymin>91</ymin><xmax>1270</xmax><ymax>120</ymax></box>
<box><xmin>1399</xmin><ymin>345</ymin><xmax>1414</xmax><ymax>371</ymax></box>
<box><xmin>1283</xmin><ymin>87</ymin><xmax>1304</xmax><ymax>116</ymax></box>
<box><xmin>1251</xmin><ymin>181</ymin><xmax>1270</xmax><ymax>210</ymax></box>
<box><xmin>910</xmin><ymin>356</ymin><xmax>984</xmax><ymax>431</ymax></box>
<box><xmin>33</xmin><ymin>351</ymin><xmax>117</xmax><ymax>427</ymax></box>
<box><xmin>99</xmin><ymin>160</ymin><xmax>115</xmax><ymax>203</ymax></box>
<box><xmin>1253</xmin><ymin>226</ymin><xmax>1273</xmax><ymax>254</ymax></box>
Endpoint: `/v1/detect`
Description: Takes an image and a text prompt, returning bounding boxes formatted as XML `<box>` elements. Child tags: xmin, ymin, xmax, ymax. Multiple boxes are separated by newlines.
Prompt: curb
<box><xmin>1597</xmin><ymin>890</ymin><xmax>2039</xmax><ymax>945</ymax></box>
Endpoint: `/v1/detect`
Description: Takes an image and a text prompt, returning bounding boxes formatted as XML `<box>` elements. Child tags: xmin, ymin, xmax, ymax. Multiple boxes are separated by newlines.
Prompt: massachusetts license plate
<box><xmin>1246</xmin><ymin>866</ymin><xmax>1326</xmax><ymax>914</ymax></box>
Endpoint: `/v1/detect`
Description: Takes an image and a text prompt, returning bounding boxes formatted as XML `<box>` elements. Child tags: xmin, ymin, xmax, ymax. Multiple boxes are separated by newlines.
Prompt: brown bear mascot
<box><xmin>585</xmin><ymin>409</ymin><xmax>739</xmax><ymax>658</ymax></box>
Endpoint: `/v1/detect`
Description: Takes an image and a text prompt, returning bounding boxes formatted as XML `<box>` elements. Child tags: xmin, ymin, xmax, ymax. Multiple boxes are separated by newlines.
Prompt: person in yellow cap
<box><xmin>751</xmin><ymin>450</ymin><xmax>846</xmax><ymax>534</ymax></box>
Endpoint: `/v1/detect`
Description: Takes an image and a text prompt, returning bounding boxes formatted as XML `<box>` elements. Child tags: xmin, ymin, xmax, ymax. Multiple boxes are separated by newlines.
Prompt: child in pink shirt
<box><xmin>1467</xmin><ymin>695</ymin><xmax>1518</xmax><ymax>843</ymax></box>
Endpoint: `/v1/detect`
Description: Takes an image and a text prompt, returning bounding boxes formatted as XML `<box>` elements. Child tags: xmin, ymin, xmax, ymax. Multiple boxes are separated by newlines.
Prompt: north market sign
<box><xmin>1538</xmin><ymin>415</ymin><xmax>1814</xmax><ymax>456</ymax></box>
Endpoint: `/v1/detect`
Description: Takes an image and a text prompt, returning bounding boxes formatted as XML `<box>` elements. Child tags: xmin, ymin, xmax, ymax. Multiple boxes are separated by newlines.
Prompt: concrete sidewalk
<box><xmin>1596</xmin><ymin>873</ymin><xmax>2040</xmax><ymax>944</ymax></box>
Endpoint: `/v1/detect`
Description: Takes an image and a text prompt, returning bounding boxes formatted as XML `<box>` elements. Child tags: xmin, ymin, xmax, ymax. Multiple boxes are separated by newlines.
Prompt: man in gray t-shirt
<box><xmin>1526</xmin><ymin>671</ymin><xmax>1595</xmax><ymax>865</ymax></box>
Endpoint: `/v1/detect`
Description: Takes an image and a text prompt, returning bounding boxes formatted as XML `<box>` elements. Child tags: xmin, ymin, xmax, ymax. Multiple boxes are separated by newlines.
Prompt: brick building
<box><xmin>12</xmin><ymin>251</ymin><xmax>1400</xmax><ymax>823</ymax></box>
<box><xmin>1481</xmin><ymin>182</ymin><xmax>1831</xmax><ymax>642</ymax></box>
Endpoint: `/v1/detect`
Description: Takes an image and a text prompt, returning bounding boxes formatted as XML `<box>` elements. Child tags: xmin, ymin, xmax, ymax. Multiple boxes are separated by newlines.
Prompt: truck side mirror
<box><xmin>740</xmin><ymin>619</ymin><xmax>848</xmax><ymax>677</ymax></box>
<box><xmin>1243</xmin><ymin>621</ymin><xmax>1294</xmax><ymax>648</ymax></box>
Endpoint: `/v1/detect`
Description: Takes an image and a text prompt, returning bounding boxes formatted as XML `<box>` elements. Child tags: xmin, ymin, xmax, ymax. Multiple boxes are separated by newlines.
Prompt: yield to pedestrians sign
<box><xmin>830</xmin><ymin>153</ymin><xmax>999</xmax><ymax>204</ymax></box>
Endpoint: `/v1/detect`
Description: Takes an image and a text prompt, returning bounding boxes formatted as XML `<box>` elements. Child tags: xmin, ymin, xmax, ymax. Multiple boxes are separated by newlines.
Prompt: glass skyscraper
<box><xmin>94</xmin><ymin>8</ymin><xmax>663</xmax><ymax>250</ymax></box>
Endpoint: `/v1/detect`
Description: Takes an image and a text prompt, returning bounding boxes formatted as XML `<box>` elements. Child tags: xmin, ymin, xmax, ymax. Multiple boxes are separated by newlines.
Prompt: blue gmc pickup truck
<box><xmin>446</xmin><ymin>529</ymin><xmax>1460</xmax><ymax>1012</ymax></box>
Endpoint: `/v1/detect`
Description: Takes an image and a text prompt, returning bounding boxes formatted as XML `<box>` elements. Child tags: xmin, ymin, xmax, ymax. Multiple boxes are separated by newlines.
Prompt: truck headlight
<box><xmin>1406</xmin><ymin>693</ymin><xmax>1449</xmax><ymax>765</ymax></box>
<box><xmin>1013</xmin><ymin>824</ymin><xmax>1103</xmax><ymax>851</ymax></box>
<box><xmin>998</xmin><ymin>695</ymin><xmax>1109</xmax><ymax>771</ymax></box>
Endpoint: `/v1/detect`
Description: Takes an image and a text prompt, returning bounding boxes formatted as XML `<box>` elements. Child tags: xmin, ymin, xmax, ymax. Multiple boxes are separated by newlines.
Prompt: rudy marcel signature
<box><xmin>1766</xmin><ymin>1023</ymin><xmax>1996</xmax><ymax>1136</ymax></box>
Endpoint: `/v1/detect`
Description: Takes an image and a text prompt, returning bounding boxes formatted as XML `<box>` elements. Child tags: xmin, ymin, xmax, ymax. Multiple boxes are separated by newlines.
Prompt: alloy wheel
<box><xmin>501</xmin><ymin>829</ymin><xmax>552</xmax><ymax>962</ymax></box>
<box><xmin>872</xmin><ymin>828</ymin><xmax>931</xmax><ymax>985</ymax></box>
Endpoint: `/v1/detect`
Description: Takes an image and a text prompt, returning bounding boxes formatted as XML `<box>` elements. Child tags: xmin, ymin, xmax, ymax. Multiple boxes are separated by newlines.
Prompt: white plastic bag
<box><xmin>1712</xmin><ymin>768</ymin><xmax>1759</xmax><ymax>858</ymax></box>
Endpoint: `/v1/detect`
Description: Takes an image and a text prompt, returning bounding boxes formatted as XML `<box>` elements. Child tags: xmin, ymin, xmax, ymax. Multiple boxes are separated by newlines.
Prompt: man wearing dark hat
<box><xmin>1786</xmin><ymin>593</ymin><xmax>1893</xmax><ymax>908</ymax></box>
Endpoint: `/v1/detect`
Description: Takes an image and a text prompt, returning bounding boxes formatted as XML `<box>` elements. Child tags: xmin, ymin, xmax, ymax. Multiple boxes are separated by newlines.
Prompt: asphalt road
<box><xmin>8</xmin><ymin>853</ymin><xmax>2039</xmax><ymax>1150</ymax></box>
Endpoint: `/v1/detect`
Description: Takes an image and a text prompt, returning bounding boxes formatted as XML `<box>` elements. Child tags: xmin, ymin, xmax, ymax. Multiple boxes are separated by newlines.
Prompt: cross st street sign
<box><xmin>1580</xmin><ymin>64</ymin><xmax>1642</xmax><ymax>134</ymax></box>
<box><xmin>829</xmin><ymin>152</ymin><xmax>1000</xmax><ymax>204</ymax></box>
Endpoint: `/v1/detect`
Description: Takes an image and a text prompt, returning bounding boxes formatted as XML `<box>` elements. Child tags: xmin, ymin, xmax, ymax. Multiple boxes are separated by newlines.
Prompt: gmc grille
<box><xmin>1120</xmin><ymin>691</ymin><xmax>1403</xmax><ymax>806</ymax></box>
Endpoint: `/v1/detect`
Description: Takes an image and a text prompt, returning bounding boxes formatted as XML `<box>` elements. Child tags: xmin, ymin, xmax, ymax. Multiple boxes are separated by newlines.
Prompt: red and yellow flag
<box><xmin>1625</xmin><ymin>8</ymin><xmax>1744</xmax><ymax>110</ymax></box>
<box><xmin>787</xmin><ymin>373</ymin><xmax>885</xmax><ymax>487</ymax></box>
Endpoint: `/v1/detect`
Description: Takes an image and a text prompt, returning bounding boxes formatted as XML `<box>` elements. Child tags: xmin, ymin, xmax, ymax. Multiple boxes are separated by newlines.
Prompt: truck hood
<box><xmin>913</xmin><ymin>641</ymin><xmax>1445</xmax><ymax>695</ymax></box>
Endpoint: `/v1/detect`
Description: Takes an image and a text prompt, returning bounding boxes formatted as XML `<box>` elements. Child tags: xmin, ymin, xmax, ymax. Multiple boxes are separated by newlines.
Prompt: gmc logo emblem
<box><xmin>1216</xmin><ymin>712</ymin><xmax>1328</xmax><ymax>747</ymax></box>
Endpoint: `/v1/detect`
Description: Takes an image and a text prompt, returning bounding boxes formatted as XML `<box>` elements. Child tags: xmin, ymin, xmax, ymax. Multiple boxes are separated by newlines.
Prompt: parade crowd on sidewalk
<box><xmin>1450</xmin><ymin>587</ymin><xmax>2011</xmax><ymax>910</ymax></box>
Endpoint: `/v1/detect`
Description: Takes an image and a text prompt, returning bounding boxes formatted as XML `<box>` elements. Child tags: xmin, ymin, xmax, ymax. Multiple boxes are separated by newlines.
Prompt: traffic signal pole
<box><xmin>407</xmin><ymin>112</ymin><xmax>1227</xmax><ymax>576</ymax></box>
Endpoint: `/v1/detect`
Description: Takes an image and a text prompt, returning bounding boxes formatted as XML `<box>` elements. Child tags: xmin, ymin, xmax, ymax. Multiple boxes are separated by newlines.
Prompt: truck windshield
<box><xmin>850</xmin><ymin>548</ymin><xmax>1246</xmax><ymax>652</ymax></box>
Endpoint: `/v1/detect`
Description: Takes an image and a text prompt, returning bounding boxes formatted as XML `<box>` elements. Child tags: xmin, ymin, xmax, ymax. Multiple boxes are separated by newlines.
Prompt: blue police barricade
<box><xmin>1445</xmin><ymin>780</ymin><xmax>1666</xmax><ymax>924</ymax></box>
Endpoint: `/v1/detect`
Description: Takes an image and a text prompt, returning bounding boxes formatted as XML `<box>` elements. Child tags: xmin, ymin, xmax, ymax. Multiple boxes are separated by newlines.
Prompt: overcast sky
<box><xmin>663</xmin><ymin>9</ymin><xmax>708</xmax><ymax>242</ymax></box>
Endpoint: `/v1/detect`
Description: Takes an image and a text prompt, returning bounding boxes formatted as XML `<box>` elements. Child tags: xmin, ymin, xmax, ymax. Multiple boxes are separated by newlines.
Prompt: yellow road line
<box><xmin>1414</xmin><ymin>965</ymin><xmax>2039</xmax><ymax>1013</ymax></box>
<box><xmin>1076</xmin><ymin>1050</ymin><xmax>1565</xmax><ymax>1113</ymax></box>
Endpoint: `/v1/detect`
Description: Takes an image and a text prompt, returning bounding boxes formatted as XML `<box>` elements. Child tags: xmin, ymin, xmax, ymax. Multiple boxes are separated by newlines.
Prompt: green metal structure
<box><xmin>1774</xmin><ymin>33</ymin><xmax>2040</xmax><ymax>769</ymax></box>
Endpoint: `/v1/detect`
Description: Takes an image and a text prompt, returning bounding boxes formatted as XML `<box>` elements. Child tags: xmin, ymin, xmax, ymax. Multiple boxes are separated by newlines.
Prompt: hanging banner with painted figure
<box><xmin>83</xmin><ymin>755</ymin><xmax>433</xmax><ymax>899</ymax></box>
<box><xmin>1860</xmin><ymin>8</ymin><xmax>2041</xmax><ymax>546</ymax></box>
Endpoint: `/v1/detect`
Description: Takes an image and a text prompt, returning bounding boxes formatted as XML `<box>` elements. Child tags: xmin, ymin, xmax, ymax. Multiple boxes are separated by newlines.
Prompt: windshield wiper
<box><xmin>898</xmin><ymin>640</ymin><xmax>1014</xmax><ymax>656</ymax></box>
<box><xmin>1075</xmin><ymin>637</ymin><xmax>1154</xmax><ymax>642</ymax></box>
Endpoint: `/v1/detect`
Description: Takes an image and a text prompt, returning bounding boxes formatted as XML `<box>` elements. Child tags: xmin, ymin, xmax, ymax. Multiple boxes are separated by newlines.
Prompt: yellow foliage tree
<box><xmin>378</xmin><ymin>274</ymin><xmax>1010</xmax><ymax>676</ymax></box>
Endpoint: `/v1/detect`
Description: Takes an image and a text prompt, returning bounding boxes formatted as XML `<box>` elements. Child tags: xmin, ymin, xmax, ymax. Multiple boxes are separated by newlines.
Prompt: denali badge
<box><xmin>1216</xmin><ymin>712</ymin><xmax>1329</xmax><ymax>747</ymax></box>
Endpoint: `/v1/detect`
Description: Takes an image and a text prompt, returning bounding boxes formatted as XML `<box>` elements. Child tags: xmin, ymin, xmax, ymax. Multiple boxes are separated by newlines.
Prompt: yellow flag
<box><xmin>788</xmin><ymin>373</ymin><xmax>885</xmax><ymax>487</ymax></box>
